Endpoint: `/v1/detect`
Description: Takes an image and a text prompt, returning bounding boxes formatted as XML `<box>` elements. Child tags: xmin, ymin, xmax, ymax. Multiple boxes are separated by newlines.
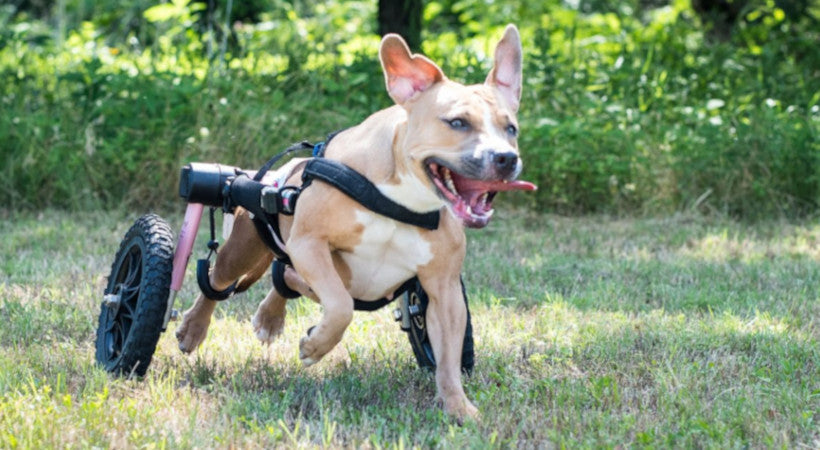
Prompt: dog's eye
<box><xmin>445</xmin><ymin>118</ymin><xmax>470</xmax><ymax>131</ymax></box>
<box><xmin>506</xmin><ymin>124</ymin><xmax>518</xmax><ymax>137</ymax></box>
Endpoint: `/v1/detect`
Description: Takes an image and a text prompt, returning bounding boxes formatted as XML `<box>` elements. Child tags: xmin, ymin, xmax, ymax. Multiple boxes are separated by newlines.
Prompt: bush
<box><xmin>1</xmin><ymin>0</ymin><xmax>817</xmax><ymax>218</ymax></box>
<box><xmin>513</xmin><ymin>1</ymin><xmax>819</xmax><ymax>217</ymax></box>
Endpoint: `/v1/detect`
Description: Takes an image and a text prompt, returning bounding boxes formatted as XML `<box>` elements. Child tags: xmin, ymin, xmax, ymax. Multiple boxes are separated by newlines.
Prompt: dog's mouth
<box><xmin>426</xmin><ymin>161</ymin><xmax>537</xmax><ymax>228</ymax></box>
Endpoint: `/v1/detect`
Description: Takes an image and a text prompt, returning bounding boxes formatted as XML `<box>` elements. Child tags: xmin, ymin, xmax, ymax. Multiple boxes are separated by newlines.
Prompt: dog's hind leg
<box><xmin>176</xmin><ymin>209</ymin><xmax>273</xmax><ymax>353</ymax></box>
<box><xmin>175</xmin><ymin>292</ymin><xmax>217</xmax><ymax>353</ymax></box>
<box><xmin>234</xmin><ymin>253</ymin><xmax>275</xmax><ymax>294</ymax></box>
<box><xmin>253</xmin><ymin>265</ymin><xmax>319</xmax><ymax>344</ymax></box>
<box><xmin>252</xmin><ymin>288</ymin><xmax>287</xmax><ymax>344</ymax></box>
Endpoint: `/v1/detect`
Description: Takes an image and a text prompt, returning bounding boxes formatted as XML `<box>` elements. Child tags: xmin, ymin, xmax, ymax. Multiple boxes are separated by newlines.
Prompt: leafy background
<box><xmin>1</xmin><ymin>0</ymin><xmax>818</xmax><ymax>218</ymax></box>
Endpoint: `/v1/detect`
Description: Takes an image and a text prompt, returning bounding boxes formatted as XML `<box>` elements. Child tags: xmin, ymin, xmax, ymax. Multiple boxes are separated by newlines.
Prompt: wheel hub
<box><xmin>103</xmin><ymin>291</ymin><xmax>122</xmax><ymax>315</ymax></box>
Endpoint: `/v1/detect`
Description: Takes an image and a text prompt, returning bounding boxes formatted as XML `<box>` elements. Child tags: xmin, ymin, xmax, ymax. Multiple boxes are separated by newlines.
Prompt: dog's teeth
<box><xmin>444</xmin><ymin>170</ymin><xmax>457</xmax><ymax>194</ymax></box>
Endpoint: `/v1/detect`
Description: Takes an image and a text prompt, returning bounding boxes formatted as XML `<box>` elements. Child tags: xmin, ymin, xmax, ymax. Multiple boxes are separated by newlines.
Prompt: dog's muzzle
<box><xmin>426</xmin><ymin>159</ymin><xmax>536</xmax><ymax>228</ymax></box>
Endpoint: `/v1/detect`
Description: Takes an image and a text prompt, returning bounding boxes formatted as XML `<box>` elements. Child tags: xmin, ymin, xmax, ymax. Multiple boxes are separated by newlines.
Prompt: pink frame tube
<box><xmin>171</xmin><ymin>203</ymin><xmax>204</xmax><ymax>291</ymax></box>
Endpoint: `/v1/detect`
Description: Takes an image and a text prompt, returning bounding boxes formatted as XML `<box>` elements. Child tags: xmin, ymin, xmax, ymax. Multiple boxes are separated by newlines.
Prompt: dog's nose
<box><xmin>492</xmin><ymin>152</ymin><xmax>518</xmax><ymax>175</ymax></box>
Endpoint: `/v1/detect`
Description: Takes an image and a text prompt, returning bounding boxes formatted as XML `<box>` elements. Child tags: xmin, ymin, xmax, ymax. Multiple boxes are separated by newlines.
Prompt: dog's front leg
<box><xmin>287</xmin><ymin>238</ymin><xmax>354</xmax><ymax>366</ymax></box>
<box><xmin>421</xmin><ymin>274</ymin><xmax>479</xmax><ymax>420</ymax></box>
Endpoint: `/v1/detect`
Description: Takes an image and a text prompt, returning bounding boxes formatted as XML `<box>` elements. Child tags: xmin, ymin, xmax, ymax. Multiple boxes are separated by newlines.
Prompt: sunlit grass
<box><xmin>1</xmin><ymin>209</ymin><xmax>818</xmax><ymax>447</ymax></box>
<box><xmin>682</xmin><ymin>225</ymin><xmax>820</xmax><ymax>263</ymax></box>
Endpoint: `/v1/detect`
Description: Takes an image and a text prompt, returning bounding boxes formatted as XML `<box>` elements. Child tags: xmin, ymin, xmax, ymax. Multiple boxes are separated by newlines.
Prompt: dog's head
<box><xmin>380</xmin><ymin>25</ymin><xmax>536</xmax><ymax>228</ymax></box>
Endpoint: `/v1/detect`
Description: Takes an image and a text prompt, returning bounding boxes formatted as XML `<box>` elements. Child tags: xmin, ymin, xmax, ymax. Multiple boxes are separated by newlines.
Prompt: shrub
<box><xmin>1</xmin><ymin>0</ymin><xmax>817</xmax><ymax>218</ymax></box>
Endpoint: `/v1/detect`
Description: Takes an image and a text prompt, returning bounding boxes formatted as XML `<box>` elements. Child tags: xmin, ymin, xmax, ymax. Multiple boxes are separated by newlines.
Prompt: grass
<box><xmin>0</xmin><ymin>208</ymin><xmax>818</xmax><ymax>448</ymax></box>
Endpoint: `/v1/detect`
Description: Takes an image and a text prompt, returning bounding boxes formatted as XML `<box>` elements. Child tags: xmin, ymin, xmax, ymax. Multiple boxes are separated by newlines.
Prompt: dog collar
<box><xmin>301</xmin><ymin>158</ymin><xmax>441</xmax><ymax>230</ymax></box>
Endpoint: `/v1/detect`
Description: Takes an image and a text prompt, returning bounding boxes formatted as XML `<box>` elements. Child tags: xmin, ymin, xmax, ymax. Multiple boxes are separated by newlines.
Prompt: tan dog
<box><xmin>175</xmin><ymin>24</ymin><xmax>535</xmax><ymax>420</ymax></box>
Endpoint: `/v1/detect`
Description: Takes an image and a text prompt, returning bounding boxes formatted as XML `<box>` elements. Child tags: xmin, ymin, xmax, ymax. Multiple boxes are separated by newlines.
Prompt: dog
<box><xmin>174</xmin><ymin>24</ymin><xmax>535</xmax><ymax>420</ymax></box>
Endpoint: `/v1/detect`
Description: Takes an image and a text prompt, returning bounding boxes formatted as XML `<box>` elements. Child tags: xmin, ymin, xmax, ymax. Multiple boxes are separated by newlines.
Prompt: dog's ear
<box><xmin>379</xmin><ymin>34</ymin><xmax>445</xmax><ymax>105</ymax></box>
<box><xmin>486</xmin><ymin>24</ymin><xmax>523</xmax><ymax>112</ymax></box>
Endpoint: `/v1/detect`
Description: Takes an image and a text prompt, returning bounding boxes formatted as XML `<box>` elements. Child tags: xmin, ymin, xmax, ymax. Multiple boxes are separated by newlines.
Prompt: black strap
<box><xmin>253</xmin><ymin>141</ymin><xmax>315</xmax><ymax>182</ymax></box>
<box><xmin>352</xmin><ymin>277</ymin><xmax>417</xmax><ymax>311</ymax></box>
<box><xmin>254</xmin><ymin>128</ymin><xmax>344</xmax><ymax>181</ymax></box>
<box><xmin>195</xmin><ymin>208</ymin><xmax>237</xmax><ymax>301</ymax></box>
<box><xmin>196</xmin><ymin>258</ymin><xmax>237</xmax><ymax>301</ymax></box>
<box><xmin>302</xmin><ymin>159</ymin><xmax>440</xmax><ymax>230</ymax></box>
<box><xmin>250</xmin><ymin>218</ymin><xmax>291</xmax><ymax>264</ymax></box>
<box><xmin>246</xmin><ymin>140</ymin><xmax>321</xmax><ymax>261</ymax></box>
<box><xmin>311</xmin><ymin>129</ymin><xmax>346</xmax><ymax>158</ymax></box>
<box><xmin>223</xmin><ymin>175</ymin><xmax>290</xmax><ymax>263</ymax></box>
<box><xmin>271</xmin><ymin>260</ymin><xmax>302</xmax><ymax>299</ymax></box>
<box><xmin>268</xmin><ymin>258</ymin><xmax>417</xmax><ymax>311</ymax></box>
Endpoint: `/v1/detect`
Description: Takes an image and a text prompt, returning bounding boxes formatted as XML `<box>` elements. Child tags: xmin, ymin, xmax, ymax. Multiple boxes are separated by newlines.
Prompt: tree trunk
<box><xmin>378</xmin><ymin>0</ymin><xmax>423</xmax><ymax>51</ymax></box>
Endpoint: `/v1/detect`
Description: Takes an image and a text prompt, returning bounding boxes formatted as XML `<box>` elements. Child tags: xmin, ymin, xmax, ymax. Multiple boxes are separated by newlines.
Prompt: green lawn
<box><xmin>0</xmin><ymin>209</ymin><xmax>818</xmax><ymax>448</ymax></box>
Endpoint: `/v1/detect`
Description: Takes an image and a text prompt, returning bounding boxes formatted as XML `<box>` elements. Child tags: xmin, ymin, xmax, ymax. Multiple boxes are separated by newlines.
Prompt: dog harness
<box><xmin>201</xmin><ymin>132</ymin><xmax>441</xmax><ymax>310</ymax></box>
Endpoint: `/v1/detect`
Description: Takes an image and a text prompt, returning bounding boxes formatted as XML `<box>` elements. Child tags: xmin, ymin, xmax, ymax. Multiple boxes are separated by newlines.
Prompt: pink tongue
<box><xmin>452</xmin><ymin>178</ymin><xmax>538</xmax><ymax>213</ymax></box>
<box><xmin>455</xmin><ymin>178</ymin><xmax>538</xmax><ymax>194</ymax></box>
<box><xmin>494</xmin><ymin>180</ymin><xmax>538</xmax><ymax>192</ymax></box>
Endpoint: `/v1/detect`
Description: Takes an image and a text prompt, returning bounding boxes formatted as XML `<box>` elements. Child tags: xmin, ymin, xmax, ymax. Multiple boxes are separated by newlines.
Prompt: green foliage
<box><xmin>0</xmin><ymin>0</ymin><xmax>817</xmax><ymax>217</ymax></box>
<box><xmin>510</xmin><ymin>0</ymin><xmax>819</xmax><ymax>217</ymax></box>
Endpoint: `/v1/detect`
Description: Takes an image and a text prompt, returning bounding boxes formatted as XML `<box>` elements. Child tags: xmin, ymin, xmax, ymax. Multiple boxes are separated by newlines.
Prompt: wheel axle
<box><xmin>103</xmin><ymin>293</ymin><xmax>121</xmax><ymax>309</ymax></box>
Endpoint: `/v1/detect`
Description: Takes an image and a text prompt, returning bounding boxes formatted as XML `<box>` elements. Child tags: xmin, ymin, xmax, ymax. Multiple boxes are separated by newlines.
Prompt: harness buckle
<box><xmin>260</xmin><ymin>185</ymin><xmax>300</xmax><ymax>216</ymax></box>
<box><xmin>260</xmin><ymin>186</ymin><xmax>279</xmax><ymax>214</ymax></box>
<box><xmin>278</xmin><ymin>187</ymin><xmax>300</xmax><ymax>215</ymax></box>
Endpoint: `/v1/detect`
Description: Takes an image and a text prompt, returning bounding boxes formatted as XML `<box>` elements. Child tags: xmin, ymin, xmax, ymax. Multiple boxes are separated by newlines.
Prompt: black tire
<box><xmin>405</xmin><ymin>277</ymin><xmax>475</xmax><ymax>374</ymax></box>
<box><xmin>95</xmin><ymin>214</ymin><xmax>174</xmax><ymax>377</ymax></box>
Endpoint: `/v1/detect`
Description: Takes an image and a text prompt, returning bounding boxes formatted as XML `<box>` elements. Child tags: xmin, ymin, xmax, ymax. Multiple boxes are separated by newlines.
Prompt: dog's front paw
<box><xmin>298</xmin><ymin>326</ymin><xmax>325</xmax><ymax>366</ymax></box>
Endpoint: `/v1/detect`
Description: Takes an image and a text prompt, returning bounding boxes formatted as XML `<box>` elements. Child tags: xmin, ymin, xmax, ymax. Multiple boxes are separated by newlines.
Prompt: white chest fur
<box><xmin>376</xmin><ymin>172</ymin><xmax>444</xmax><ymax>213</ymax></box>
<box><xmin>340</xmin><ymin>210</ymin><xmax>433</xmax><ymax>300</ymax></box>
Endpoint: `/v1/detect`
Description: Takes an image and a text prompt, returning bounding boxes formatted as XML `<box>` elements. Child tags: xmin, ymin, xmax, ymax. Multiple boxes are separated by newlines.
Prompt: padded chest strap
<box><xmin>301</xmin><ymin>158</ymin><xmax>440</xmax><ymax>230</ymax></box>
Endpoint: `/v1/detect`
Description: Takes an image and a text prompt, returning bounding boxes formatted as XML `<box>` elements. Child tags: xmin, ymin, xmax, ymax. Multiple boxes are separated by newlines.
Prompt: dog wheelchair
<box><xmin>95</xmin><ymin>159</ymin><xmax>475</xmax><ymax>377</ymax></box>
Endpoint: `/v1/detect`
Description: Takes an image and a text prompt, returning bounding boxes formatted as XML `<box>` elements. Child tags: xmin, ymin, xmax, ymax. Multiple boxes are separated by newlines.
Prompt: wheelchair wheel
<box><xmin>95</xmin><ymin>214</ymin><xmax>174</xmax><ymax>377</ymax></box>
<box><xmin>403</xmin><ymin>277</ymin><xmax>474</xmax><ymax>374</ymax></box>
